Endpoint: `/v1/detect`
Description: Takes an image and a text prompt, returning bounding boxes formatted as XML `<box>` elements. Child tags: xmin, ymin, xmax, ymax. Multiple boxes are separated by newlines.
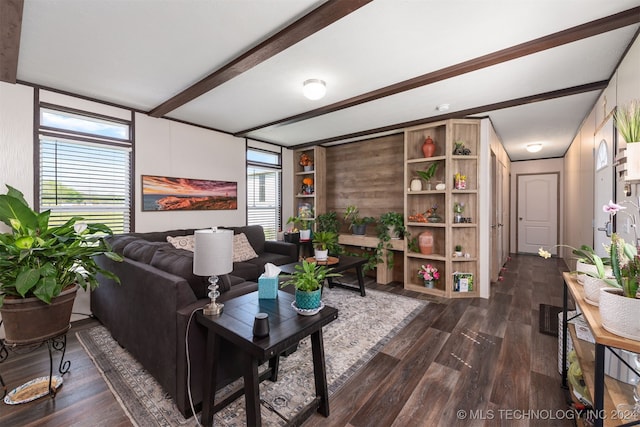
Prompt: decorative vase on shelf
<box><xmin>423</xmin><ymin>280</ymin><xmax>435</xmax><ymax>289</ymax></box>
<box><xmin>304</xmin><ymin>165</ymin><xmax>313</xmax><ymax>172</ymax></box>
<box><xmin>422</xmin><ymin>136</ymin><xmax>436</xmax><ymax>158</ymax></box>
<box><xmin>418</xmin><ymin>230</ymin><xmax>434</xmax><ymax>255</ymax></box>
<box><xmin>410</xmin><ymin>177</ymin><xmax>422</xmax><ymax>192</ymax></box>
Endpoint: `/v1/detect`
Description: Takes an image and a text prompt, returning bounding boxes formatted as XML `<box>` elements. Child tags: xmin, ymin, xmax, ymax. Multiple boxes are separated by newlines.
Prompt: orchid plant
<box><xmin>418</xmin><ymin>264</ymin><xmax>440</xmax><ymax>282</ymax></box>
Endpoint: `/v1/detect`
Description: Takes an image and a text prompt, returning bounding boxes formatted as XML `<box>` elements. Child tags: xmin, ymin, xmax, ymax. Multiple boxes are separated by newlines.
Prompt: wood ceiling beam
<box><xmin>0</xmin><ymin>0</ymin><xmax>24</xmax><ymax>83</ymax></box>
<box><xmin>237</xmin><ymin>6</ymin><xmax>640</xmax><ymax>136</ymax></box>
<box><xmin>291</xmin><ymin>80</ymin><xmax>609</xmax><ymax>148</ymax></box>
<box><xmin>148</xmin><ymin>0</ymin><xmax>372</xmax><ymax>118</ymax></box>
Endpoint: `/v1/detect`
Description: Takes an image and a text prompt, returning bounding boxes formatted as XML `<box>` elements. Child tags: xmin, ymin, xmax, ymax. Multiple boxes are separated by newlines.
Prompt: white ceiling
<box><xmin>14</xmin><ymin>0</ymin><xmax>640</xmax><ymax>161</ymax></box>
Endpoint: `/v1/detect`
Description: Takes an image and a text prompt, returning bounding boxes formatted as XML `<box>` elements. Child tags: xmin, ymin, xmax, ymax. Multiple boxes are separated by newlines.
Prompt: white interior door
<box><xmin>594</xmin><ymin>117</ymin><xmax>615</xmax><ymax>257</ymax></box>
<box><xmin>517</xmin><ymin>174</ymin><xmax>558</xmax><ymax>254</ymax></box>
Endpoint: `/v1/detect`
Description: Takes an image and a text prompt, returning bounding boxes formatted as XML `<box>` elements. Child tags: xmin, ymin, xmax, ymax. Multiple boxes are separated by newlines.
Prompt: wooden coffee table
<box><xmin>280</xmin><ymin>255</ymin><xmax>368</xmax><ymax>296</ymax></box>
<box><xmin>197</xmin><ymin>290</ymin><xmax>338</xmax><ymax>427</ymax></box>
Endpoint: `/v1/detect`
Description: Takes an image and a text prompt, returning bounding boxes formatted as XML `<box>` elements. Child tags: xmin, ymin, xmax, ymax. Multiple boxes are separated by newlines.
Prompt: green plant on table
<box><xmin>312</xmin><ymin>231</ymin><xmax>338</xmax><ymax>251</ymax></box>
<box><xmin>0</xmin><ymin>185</ymin><xmax>122</xmax><ymax>306</ymax></box>
<box><xmin>280</xmin><ymin>259</ymin><xmax>341</xmax><ymax>292</ymax></box>
<box><xmin>287</xmin><ymin>215</ymin><xmax>313</xmax><ymax>231</ymax></box>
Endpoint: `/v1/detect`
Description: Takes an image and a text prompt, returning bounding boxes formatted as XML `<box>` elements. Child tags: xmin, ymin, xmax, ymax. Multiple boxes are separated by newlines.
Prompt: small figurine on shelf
<box><xmin>302</xmin><ymin>177</ymin><xmax>314</xmax><ymax>195</ymax></box>
<box><xmin>454</xmin><ymin>173</ymin><xmax>467</xmax><ymax>190</ymax></box>
<box><xmin>453</xmin><ymin>141</ymin><xmax>472</xmax><ymax>155</ymax></box>
<box><xmin>300</xmin><ymin>153</ymin><xmax>313</xmax><ymax>171</ymax></box>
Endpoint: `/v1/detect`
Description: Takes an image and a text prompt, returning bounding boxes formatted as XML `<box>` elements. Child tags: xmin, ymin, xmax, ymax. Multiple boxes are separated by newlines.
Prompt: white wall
<box><xmin>510</xmin><ymin>158</ymin><xmax>565</xmax><ymax>252</ymax></box>
<box><xmin>135</xmin><ymin>113</ymin><xmax>248</xmax><ymax>232</ymax></box>
<box><xmin>0</xmin><ymin>82</ymin><xmax>35</xmax><ymax>220</ymax></box>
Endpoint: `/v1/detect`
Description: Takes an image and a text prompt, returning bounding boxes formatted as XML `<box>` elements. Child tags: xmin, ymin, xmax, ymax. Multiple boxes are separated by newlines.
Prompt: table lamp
<box><xmin>193</xmin><ymin>228</ymin><xmax>233</xmax><ymax>316</ymax></box>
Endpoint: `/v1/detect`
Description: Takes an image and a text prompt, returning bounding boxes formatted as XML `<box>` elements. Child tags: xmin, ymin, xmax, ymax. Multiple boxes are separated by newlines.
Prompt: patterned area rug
<box><xmin>77</xmin><ymin>286</ymin><xmax>426</xmax><ymax>426</ymax></box>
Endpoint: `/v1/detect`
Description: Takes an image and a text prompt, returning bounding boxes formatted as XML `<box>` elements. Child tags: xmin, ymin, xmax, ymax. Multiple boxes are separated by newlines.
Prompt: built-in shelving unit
<box><xmin>404</xmin><ymin>119</ymin><xmax>480</xmax><ymax>298</ymax></box>
<box><xmin>293</xmin><ymin>146</ymin><xmax>325</xmax><ymax>227</ymax></box>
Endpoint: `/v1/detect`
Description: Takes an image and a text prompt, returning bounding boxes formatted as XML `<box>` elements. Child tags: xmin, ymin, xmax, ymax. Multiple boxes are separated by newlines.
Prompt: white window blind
<box><xmin>39</xmin><ymin>138</ymin><xmax>132</xmax><ymax>234</ymax></box>
<box><xmin>247</xmin><ymin>146</ymin><xmax>281</xmax><ymax>240</ymax></box>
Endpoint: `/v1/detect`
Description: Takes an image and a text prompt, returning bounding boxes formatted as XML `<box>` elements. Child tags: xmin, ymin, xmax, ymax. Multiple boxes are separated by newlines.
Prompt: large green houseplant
<box><xmin>375</xmin><ymin>211</ymin><xmax>405</xmax><ymax>270</ymax></box>
<box><xmin>0</xmin><ymin>185</ymin><xmax>122</xmax><ymax>344</ymax></box>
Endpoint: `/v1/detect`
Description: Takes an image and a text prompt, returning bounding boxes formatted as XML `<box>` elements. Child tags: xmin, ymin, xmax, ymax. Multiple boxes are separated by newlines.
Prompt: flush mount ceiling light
<box><xmin>303</xmin><ymin>79</ymin><xmax>326</xmax><ymax>100</ymax></box>
<box><xmin>436</xmin><ymin>103</ymin><xmax>450</xmax><ymax>111</ymax></box>
<box><xmin>526</xmin><ymin>143</ymin><xmax>543</xmax><ymax>153</ymax></box>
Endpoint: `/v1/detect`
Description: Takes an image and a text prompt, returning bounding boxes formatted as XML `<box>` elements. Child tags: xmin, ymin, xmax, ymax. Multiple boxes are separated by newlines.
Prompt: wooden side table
<box><xmin>196</xmin><ymin>290</ymin><xmax>338</xmax><ymax>426</ymax></box>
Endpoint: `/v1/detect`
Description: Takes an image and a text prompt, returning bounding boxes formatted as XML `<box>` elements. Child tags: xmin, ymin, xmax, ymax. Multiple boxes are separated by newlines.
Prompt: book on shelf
<box><xmin>453</xmin><ymin>272</ymin><xmax>473</xmax><ymax>292</ymax></box>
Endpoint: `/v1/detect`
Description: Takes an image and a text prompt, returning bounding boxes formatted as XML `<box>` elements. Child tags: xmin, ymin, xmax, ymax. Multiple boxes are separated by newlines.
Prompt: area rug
<box><xmin>539</xmin><ymin>303</ymin><xmax>563</xmax><ymax>336</ymax></box>
<box><xmin>77</xmin><ymin>286</ymin><xmax>427</xmax><ymax>426</ymax></box>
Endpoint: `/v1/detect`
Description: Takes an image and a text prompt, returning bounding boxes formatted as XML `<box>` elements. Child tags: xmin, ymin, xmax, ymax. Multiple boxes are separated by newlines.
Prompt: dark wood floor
<box><xmin>0</xmin><ymin>254</ymin><xmax>573</xmax><ymax>426</ymax></box>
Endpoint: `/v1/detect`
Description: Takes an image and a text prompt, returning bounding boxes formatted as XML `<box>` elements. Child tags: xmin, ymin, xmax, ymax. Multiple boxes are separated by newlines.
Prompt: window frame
<box><xmin>35</xmin><ymin>100</ymin><xmax>135</xmax><ymax>232</ymax></box>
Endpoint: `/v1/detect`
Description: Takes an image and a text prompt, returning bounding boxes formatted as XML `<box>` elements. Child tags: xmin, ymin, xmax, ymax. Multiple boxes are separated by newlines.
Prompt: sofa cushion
<box><xmin>231</xmin><ymin>262</ymin><xmax>261</xmax><ymax>281</ymax></box>
<box><xmin>149</xmin><ymin>248</ymin><xmax>215</xmax><ymax>298</ymax></box>
<box><xmin>229</xmin><ymin>225</ymin><xmax>266</xmax><ymax>255</ymax></box>
<box><xmin>233</xmin><ymin>233</ymin><xmax>258</xmax><ymax>262</ymax></box>
<box><xmin>167</xmin><ymin>235</ymin><xmax>195</xmax><ymax>252</ymax></box>
<box><xmin>107</xmin><ymin>235</ymin><xmax>140</xmax><ymax>254</ymax></box>
<box><xmin>123</xmin><ymin>240</ymin><xmax>173</xmax><ymax>264</ymax></box>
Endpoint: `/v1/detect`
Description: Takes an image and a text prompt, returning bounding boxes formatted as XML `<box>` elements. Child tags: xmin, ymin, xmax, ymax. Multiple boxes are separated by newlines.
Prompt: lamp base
<box><xmin>203</xmin><ymin>302</ymin><xmax>224</xmax><ymax>316</ymax></box>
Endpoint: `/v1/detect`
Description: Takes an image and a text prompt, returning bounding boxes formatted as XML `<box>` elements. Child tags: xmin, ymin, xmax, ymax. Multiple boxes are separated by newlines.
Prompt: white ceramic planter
<box><xmin>300</xmin><ymin>229</ymin><xmax>311</xmax><ymax>240</ymax></box>
<box><xmin>599</xmin><ymin>288</ymin><xmax>640</xmax><ymax>341</ymax></box>
<box><xmin>625</xmin><ymin>143</ymin><xmax>640</xmax><ymax>181</ymax></box>
<box><xmin>314</xmin><ymin>249</ymin><xmax>328</xmax><ymax>261</ymax></box>
<box><xmin>582</xmin><ymin>276</ymin><xmax>611</xmax><ymax>306</ymax></box>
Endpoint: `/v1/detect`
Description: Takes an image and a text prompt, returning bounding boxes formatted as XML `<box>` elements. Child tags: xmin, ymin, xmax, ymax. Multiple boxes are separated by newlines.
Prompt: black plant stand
<box><xmin>0</xmin><ymin>320</ymin><xmax>71</xmax><ymax>402</ymax></box>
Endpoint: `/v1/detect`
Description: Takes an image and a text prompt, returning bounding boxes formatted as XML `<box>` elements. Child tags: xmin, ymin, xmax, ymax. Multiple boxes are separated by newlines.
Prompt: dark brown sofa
<box><xmin>91</xmin><ymin>225</ymin><xmax>297</xmax><ymax>417</ymax></box>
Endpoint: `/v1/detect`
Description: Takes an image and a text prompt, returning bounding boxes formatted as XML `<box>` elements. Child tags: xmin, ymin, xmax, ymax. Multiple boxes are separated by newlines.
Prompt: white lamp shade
<box><xmin>193</xmin><ymin>229</ymin><xmax>233</xmax><ymax>276</ymax></box>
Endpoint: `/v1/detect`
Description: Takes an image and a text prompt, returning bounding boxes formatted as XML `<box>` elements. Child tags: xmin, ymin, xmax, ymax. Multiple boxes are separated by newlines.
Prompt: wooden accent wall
<box><xmin>325</xmin><ymin>133</ymin><xmax>404</xmax><ymax>233</ymax></box>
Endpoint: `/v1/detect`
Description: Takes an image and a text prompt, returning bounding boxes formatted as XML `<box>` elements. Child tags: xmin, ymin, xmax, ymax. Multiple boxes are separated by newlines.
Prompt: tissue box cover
<box><xmin>258</xmin><ymin>275</ymin><xmax>278</xmax><ymax>299</ymax></box>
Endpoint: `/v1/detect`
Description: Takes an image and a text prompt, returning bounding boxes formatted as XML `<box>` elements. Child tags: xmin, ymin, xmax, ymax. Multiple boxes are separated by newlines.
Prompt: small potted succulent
<box><xmin>280</xmin><ymin>260</ymin><xmax>340</xmax><ymax>311</ymax></box>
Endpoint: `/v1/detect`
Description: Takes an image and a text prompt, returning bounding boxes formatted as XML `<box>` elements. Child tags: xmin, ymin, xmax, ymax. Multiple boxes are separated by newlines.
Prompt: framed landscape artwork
<box><xmin>142</xmin><ymin>175</ymin><xmax>237</xmax><ymax>211</ymax></box>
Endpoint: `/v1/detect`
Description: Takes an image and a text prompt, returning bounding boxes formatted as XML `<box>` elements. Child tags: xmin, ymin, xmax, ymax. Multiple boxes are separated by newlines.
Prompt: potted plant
<box><xmin>616</xmin><ymin>100</ymin><xmax>640</xmax><ymax>180</ymax></box>
<box><xmin>416</xmin><ymin>162</ymin><xmax>439</xmax><ymax>190</ymax></box>
<box><xmin>312</xmin><ymin>231</ymin><xmax>337</xmax><ymax>261</ymax></box>
<box><xmin>280</xmin><ymin>260</ymin><xmax>340</xmax><ymax>311</ymax></box>
<box><xmin>454</xmin><ymin>245</ymin><xmax>463</xmax><ymax>257</ymax></box>
<box><xmin>599</xmin><ymin>233</ymin><xmax>640</xmax><ymax>340</ymax></box>
<box><xmin>453</xmin><ymin>202</ymin><xmax>465</xmax><ymax>223</ymax></box>
<box><xmin>315</xmin><ymin>212</ymin><xmax>343</xmax><ymax>256</ymax></box>
<box><xmin>344</xmin><ymin>205</ymin><xmax>374</xmax><ymax>235</ymax></box>
<box><xmin>417</xmin><ymin>264</ymin><xmax>439</xmax><ymax>289</ymax></box>
<box><xmin>615</xmin><ymin>99</ymin><xmax>640</xmax><ymax>144</ymax></box>
<box><xmin>299</xmin><ymin>152</ymin><xmax>314</xmax><ymax>171</ymax></box>
<box><xmin>287</xmin><ymin>215</ymin><xmax>314</xmax><ymax>240</ymax></box>
<box><xmin>375</xmin><ymin>212</ymin><xmax>405</xmax><ymax>270</ymax></box>
<box><xmin>0</xmin><ymin>185</ymin><xmax>122</xmax><ymax>345</ymax></box>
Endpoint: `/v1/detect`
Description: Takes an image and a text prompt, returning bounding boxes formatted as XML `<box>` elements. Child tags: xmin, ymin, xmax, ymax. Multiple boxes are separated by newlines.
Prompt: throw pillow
<box><xmin>233</xmin><ymin>233</ymin><xmax>258</xmax><ymax>262</ymax></box>
<box><xmin>166</xmin><ymin>235</ymin><xmax>195</xmax><ymax>252</ymax></box>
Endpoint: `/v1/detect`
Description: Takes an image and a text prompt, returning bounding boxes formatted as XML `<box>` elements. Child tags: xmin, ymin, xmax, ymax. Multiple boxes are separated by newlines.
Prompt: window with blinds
<box><xmin>38</xmin><ymin>106</ymin><xmax>133</xmax><ymax>233</ymax></box>
<box><xmin>247</xmin><ymin>149</ymin><xmax>281</xmax><ymax>240</ymax></box>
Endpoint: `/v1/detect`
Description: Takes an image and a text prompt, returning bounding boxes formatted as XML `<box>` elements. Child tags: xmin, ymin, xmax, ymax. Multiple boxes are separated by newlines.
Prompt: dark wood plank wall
<box><xmin>325</xmin><ymin>133</ymin><xmax>405</xmax><ymax>233</ymax></box>
<box><xmin>325</xmin><ymin>133</ymin><xmax>405</xmax><ymax>280</ymax></box>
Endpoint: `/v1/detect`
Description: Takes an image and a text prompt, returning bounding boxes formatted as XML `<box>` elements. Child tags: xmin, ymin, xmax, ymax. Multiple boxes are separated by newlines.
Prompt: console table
<box><xmin>338</xmin><ymin>234</ymin><xmax>403</xmax><ymax>284</ymax></box>
<box><xmin>561</xmin><ymin>272</ymin><xmax>639</xmax><ymax>427</ymax></box>
<box><xmin>197</xmin><ymin>290</ymin><xmax>338</xmax><ymax>426</ymax></box>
